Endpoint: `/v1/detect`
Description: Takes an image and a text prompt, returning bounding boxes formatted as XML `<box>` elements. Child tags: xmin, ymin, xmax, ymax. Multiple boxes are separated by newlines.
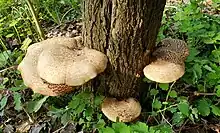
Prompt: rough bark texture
<box><xmin>82</xmin><ymin>0</ymin><xmax>166</xmax><ymax>98</ymax></box>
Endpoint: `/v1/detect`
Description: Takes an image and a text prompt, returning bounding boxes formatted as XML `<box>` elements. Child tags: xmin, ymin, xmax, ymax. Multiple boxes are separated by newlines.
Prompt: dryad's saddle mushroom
<box><xmin>18</xmin><ymin>37</ymin><xmax>108</xmax><ymax>96</ymax></box>
<box><xmin>143</xmin><ymin>38</ymin><xmax>189</xmax><ymax>83</ymax></box>
<box><xmin>101</xmin><ymin>98</ymin><xmax>141</xmax><ymax>122</ymax></box>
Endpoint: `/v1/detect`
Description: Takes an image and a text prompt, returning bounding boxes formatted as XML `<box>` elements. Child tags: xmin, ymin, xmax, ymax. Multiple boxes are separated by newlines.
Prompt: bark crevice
<box><xmin>83</xmin><ymin>0</ymin><xmax>166</xmax><ymax>98</ymax></box>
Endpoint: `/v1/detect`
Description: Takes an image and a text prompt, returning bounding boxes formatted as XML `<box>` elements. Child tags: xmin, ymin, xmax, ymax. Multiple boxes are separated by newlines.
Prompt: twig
<box><xmin>157</xmin><ymin>104</ymin><xmax>178</xmax><ymax>113</ymax></box>
<box><xmin>26</xmin><ymin>0</ymin><xmax>45</xmax><ymax>41</ymax></box>
<box><xmin>22</xmin><ymin>107</ymin><xmax>34</xmax><ymax>123</ymax></box>
<box><xmin>194</xmin><ymin>91</ymin><xmax>216</xmax><ymax>96</ymax></box>
<box><xmin>0</xmin><ymin>66</ymin><xmax>18</xmax><ymax>73</ymax></box>
<box><xmin>52</xmin><ymin>123</ymin><xmax>68</xmax><ymax>133</ymax></box>
<box><xmin>160</xmin><ymin>112</ymin><xmax>173</xmax><ymax>129</ymax></box>
<box><xmin>178</xmin><ymin>119</ymin><xmax>189</xmax><ymax>133</ymax></box>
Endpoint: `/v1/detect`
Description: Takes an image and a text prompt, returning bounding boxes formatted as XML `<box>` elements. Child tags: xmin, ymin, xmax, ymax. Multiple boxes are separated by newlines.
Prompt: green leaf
<box><xmin>68</xmin><ymin>98</ymin><xmax>80</xmax><ymax>109</ymax></box>
<box><xmin>20</xmin><ymin>38</ymin><xmax>32</xmax><ymax>51</ymax></box>
<box><xmin>0</xmin><ymin>51</ymin><xmax>11</xmax><ymax>67</ymax></box>
<box><xmin>211</xmin><ymin>105</ymin><xmax>220</xmax><ymax>116</ymax></box>
<box><xmin>75</xmin><ymin>103</ymin><xmax>85</xmax><ymax>114</ymax></box>
<box><xmin>130</xmin><ymin>122</ymin><xmax>149</xmax><ymax>133</ymax></box>
<box><xmin>193</xmin><ymin>63</ymin><xmax>202</xmax><ymax>79</ymax></box>
<box><xmin>99</xmin><ymin>127</ymin><xmax>115</xmax><ymax>133</ymax></box>
<box><xmin>178</xmin><ymin>103</ymin><xmax>189</xmax><ymax>116</ymax></box>
<box><xmin>5</xmin><ymin>33</ymin><xmax>14</xmax><ymax>38</ymax></box>
<box><xmin>9</xmin><ymin>18</ymin><xmax>20</xmax><ymax>27</ymax></box>
<box><xmin>85</xmin><ymin>107</ymin><xmax>93</xmax><ymax>117</ymax></box>
<box><xmin>61</xmin><ymin>112</ymin><xmax>71</xmax><ymax>125</ymax></box>
<box><xmin>94</xmin><ymin>95</ymin><xmax>104</xmax><ymax>106</ymax></box>
<box><xmin>112</xmin><ymin>123</ymin><xmax>131</xmax><ymax>133</ymax></box>
<box><xmin>150</xmin><ymin>89</ymin><xmax>159</xmax><ymax>96</ymax></box>
<box><xmin>152</xmin><ymin>99</ymin><xmax>162</xmax><ymax>110</ymax></box>
<box><xmin>215</xmin><ymin>85</ymin><xmax>220</xmax><ymax>97</ymax></box>
<box><xmin>197</xmin><ymin>99</ymin><xmax>210</xmax><ymax>116</ymax></box>
<box><xmin>13</xmin><ymin>92</ymin><xmax>22</xmax><ymax>111</ymax></box>
<box><xmin>26</xmin><ymin>96</ymin><xmax>49</xmax><ymax>113</ymax></box>
<box><xmin>159</xmin><ymin>83</ymin><xmax>169</xmax><ymax>91</ymax></box>
<box><xmin>169</xmin><ymin>90</ymin><xmax>177</xmax><ymax>98</ymax></box>
<box><xmin>0</xmin><ymin>96</ymin><xmax>8</xmax><ymax>110</ymax></box>
<box><xmin>95</xmin><ymin>119</ymin><xmax>106</xmax><ymax>129</ymax></box>
<box><xmin>172</xmin><ymin>112</ymin><xmax>185</xmax><ymax>126</ymax></box>
<box><xmin>78</xmin><ymin>118</ymin><xmax>84</xmax><ymax>125</ymax></box>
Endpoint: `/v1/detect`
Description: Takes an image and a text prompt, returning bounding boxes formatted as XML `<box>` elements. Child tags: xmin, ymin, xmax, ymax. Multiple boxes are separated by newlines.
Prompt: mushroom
<box><xmin>143</xmin><ymin>38</ymin><xmax>189</xmax><ymax>83</ymax></box>
<box><xmin>101</xmin><ymin>97</ymin><xmax>141</xmax><ymax>122</ymax></box>
<box><xmin>18</xmin><ymin>37</ymin><xmax>108</xmax><ymax>96</ymax></box>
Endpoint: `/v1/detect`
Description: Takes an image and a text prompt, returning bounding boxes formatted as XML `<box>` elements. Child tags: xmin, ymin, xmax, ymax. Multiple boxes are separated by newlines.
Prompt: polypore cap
<box><xmin>143</xmin><ymin>59</ymin><xmax>185</xmax><ymax>83</ymax></box>
<box><xmin>37</xmin><ymin>45</ymin><xmax>108</xmax><ymax>86</ymax></box>
<box><xmin>101</xmin><ymin>97</ymin><xmax>141</xmax><ymax>122</ymax></box>
<box><xmin>17</xmin><ymin>41</ymin><xmax>73</xmax><ymax>96</ymax></box>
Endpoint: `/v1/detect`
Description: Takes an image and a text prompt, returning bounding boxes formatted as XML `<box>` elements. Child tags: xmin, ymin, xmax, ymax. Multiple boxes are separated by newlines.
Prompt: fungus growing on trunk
<box><xmin>18</xmin><ymin>37</ymin><xmax>108</xmax><ymax>96</ymax></box>
<box><xmin>101</xmin><ymin>98</ymin><xmax>141</xmax><ymax>122</ymax></box>
<box><xmin>143</xmin><ymin>38</ymin><xmax>189</xmax><ymax>83</ymax></box>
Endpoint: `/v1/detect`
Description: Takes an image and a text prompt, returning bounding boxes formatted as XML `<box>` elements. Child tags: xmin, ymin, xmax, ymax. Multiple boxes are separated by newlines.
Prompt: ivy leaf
<box><xmin>130</xmin><ymin>122</ymin><xmax>149</xmax><ymax>133</ymax></box>
<box><xmin>211</xmin><ymin>105</ymin><xmax>220</xmax><ymax>116</ymax></box>
<box><xmin>178</xmin><ymin>103</ymin><xmax>189</xmax><ymax>116</ymax></box>
<box><xmin>197</xmin><ymin>99</ymin><xmax>210</xmax><ymax>116</ymax></box>
<box><xmin>169</xmin><ymin>90</ymin><xmax>177</xmax><ymax>98</ymax></box>
<box><xmin>152</xmin><ymin>99</ymin><xmax>162</xmax><ymax>109</ymax></box>
<box><xmin>159</xmin><ymin>83</ymin><xmax>169</xmax><ymax>91</ymax></box>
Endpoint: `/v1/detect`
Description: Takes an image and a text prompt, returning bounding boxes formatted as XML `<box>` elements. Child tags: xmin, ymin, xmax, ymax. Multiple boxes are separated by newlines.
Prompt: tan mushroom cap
<box><xmin>17</xmin><ymin>41</ymin><xmax>73</xmax><ymax>96</ymax></box>
<box><xmin>143</xmin><ymin>59</ymin><xmax>185</xmax><ymax>83</ymax></box>
<box><xmin>37</xmin><ymin>44</ymin><xmax>108</xmax><ymax>86</ymax></box>
<box><xmin>101</xmin><ymin>97</ymin><xmax>141</xmax><ymax>122</ymax></box>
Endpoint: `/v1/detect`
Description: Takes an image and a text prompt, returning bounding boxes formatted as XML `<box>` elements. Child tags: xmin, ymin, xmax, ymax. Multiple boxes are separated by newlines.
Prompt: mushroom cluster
<box><xmin>143</xmin><ymin>38</ymin><xmax>189</xmax><ymax>83</ymax></box>
<box><xmin>18</xmin><ymin>37</ymin><xmax>108</xmax><ymax>96</ymax></box>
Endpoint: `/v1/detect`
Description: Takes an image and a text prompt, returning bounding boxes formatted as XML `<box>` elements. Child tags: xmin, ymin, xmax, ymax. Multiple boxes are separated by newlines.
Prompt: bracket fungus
<box><xmin>143</xmin><ymin>38</ymin><xmax>189</xmax><ymax>83</ymax></box>
<box><xmin>18</xmin><ymin>37</ymin><xmax>108</xmax><ymax>96</ymax></box>
<box><xmin>101</xmin><ymin>98</ymin><xmax>141</xmax><ymax>122</ymax></box>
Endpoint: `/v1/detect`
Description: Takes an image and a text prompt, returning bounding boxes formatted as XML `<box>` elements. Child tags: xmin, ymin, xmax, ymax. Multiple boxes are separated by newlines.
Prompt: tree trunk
<box><xmin>82</xmin><ymin>0</ymin><xmax>166</xmax><ymax>98</ymax></box>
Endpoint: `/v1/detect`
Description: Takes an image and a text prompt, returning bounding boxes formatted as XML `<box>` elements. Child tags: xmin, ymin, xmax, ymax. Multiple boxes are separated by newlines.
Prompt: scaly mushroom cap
<box><xmin>143</xmin><ymin>59</ymin><xmax>185</xmax><ymax>83</ymax></box>
<box><xmin>153</xmin><ymin>38</ymin><xmax>189</xmax><ymax>62</ymax></box>
<box><xmin>101</xmin><ymin>98</ymin><xmax>141</xmax><ymax>122</ymax></box>
<box><xmin>18</xmin><ymin>37</ymin><xmax>107</xmax><ymax>96</ymax></box>
<box><xmin>37</xmin><ymin>44</ymin><xmax>108</xmax><ymax>86</ymax></box>
<box><xmin>18</xmin><ymin>41</ymin><xmax>73</xmax><ymax>96</ymax></box>
<box><xmin>143</xmin><ymin>38</ymin><xmax>189</xmax><ymax>83</ymax></box>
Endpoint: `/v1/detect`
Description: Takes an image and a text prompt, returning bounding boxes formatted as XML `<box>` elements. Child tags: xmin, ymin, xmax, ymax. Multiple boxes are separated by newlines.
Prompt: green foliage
<box><xmin>47</xmin><ymin>91</ymin><xmax>105</xmax><ymax>130</ymax></box>
<box><xmin>99</xmin><ymin>122</ymin><xmax>171</xmax><ymax>133</ymax></box>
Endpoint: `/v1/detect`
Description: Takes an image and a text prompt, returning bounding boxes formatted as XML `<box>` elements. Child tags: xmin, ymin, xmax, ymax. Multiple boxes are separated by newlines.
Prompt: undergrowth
<box><xmin>0</xmin><ymin>0</ymin><xmax>220</xmax><ymax>132</ymax></box>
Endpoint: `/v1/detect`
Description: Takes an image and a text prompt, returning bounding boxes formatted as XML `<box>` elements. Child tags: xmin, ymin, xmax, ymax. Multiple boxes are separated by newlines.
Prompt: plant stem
<box><xmin>194</xmin><ymin>91</ymin><xmax>216</xmax><ymax>96</ymax></box>
<box><xmin>13</xmin><ymin>26</ymin><xmax>21</xmax><ymax>44</ymax></box>
<box><xmin>26</xmin><ymin>0</ymin><xmax>45</xmax><ymax>41</ymax></box>
<box><xmin>157</xmin><ymin>104</ymin><xmax>178</xmax><ymax>113</ymax></box>
<box><xmin>0</xmin><ymin>37</ymin><xmax>7</xmax><ymax>51</ymax></box>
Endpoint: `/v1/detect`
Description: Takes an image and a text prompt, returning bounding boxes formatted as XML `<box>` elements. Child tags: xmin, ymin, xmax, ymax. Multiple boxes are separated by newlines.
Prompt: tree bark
<box><xmin>82</xmin><ymin>0</ymin><xmax>166</xmax><ymax>98</ymax></box>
